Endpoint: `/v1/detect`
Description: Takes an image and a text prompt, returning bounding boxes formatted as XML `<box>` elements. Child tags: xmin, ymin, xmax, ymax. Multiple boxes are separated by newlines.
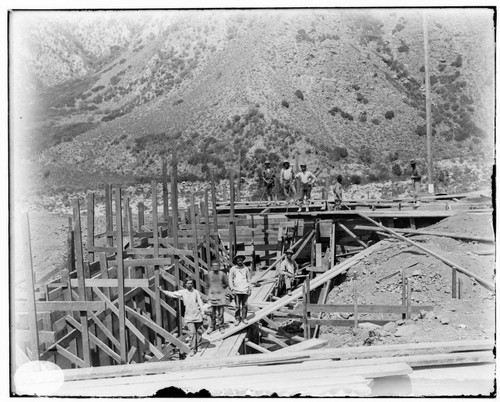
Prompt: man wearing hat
<box><xmin>277</xmin><ymin>249</ymin><xmax>298</xmax><ymax>296</ymax></box>
<box><xmin>296</xmin><ymin>163</ymin><xmax>317</xmax><ymax>212</ymax></box>
<box><xmin>280</xmin><ymin>160</ymin><xmax>296</xmax><ymax>202</ymax></box>
<box><xmin>229</xmin><ymin>254</ymin><xmax>252</xmax><ymax>325</ymax></box>
<box><xmin>261</xmin><ymin>160</ymin><xmax>276</xmax><ymax>203</ymax></box>
<box><xmin>409</xmin><ymin>160</ymin><xmax>422</xmax><ymax>208</ymax></box>
<box><xmin>207</xmin><ymin>261</ymin><xmax>229</xmax><ymax>334</ymax></box>
<box><xmin>159</xmin><ymin>279</ymin><xmax>204</xmax><ymax>356</ymax></box>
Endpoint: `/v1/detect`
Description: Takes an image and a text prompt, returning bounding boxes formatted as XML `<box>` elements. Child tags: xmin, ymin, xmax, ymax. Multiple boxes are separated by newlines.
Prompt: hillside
<box><xmin>11</xmin><ymin>9</ymin><xmax>495</xmax><ymax>197</ymax></box>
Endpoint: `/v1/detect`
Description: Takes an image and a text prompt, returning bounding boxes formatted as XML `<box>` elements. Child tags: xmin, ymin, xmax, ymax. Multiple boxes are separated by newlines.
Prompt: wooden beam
<box><xmin>338</xmin><ymin>223</ymin><xmax>368</xmax><ymax>248</ymax></box>
<box><xmin>86</xmin><ymin>191</ymin><xmax>95</xmax><ymax>263</ymax></box>
<box><xmin>353</xmin><ymin>225</ymin><xmax>494</xmax><ymax>244</ymax></box>
<box><xmin>162</xmin><ymin>162</ymin><xmax>169</xmax><ymax>224</ymax></box>
<box><xmin>171</xmin><ymin>144</ymin><xmax>182</xmax><ymax>336</ymax></box>
<box><xmin>190</xmin><ymin>193</ymin><xmax>202</xmax><ymax>292</ymax></box>
<box><xmin>272</xmin><ymin>338</ymin><xmax>328</xmax><ymax>354</ymax></box>
<box><xmin>114</xmin><ymin>188</ymin><xmax>128</xmax><ymax>364</ymax></box>
<box><xmin>204</xmin><ymin>189</ymin><xmax>212</xmax><ymax>269</ymax></box>
<box><xmin>72</xmin><ymin>198</ymin><xmax>91</xmax><ymax>367</ymax></box>
<box><xmin>151</xmin><ymin>180</ymin><xmax>163</xmax><ymax>346</ymax></box>
<box><xmin>20</xmin><ymin>213</ymin><xmax>39</xmax><ymax>361</ymax></box>
<box><xmin>16</xmin><ymin>301</ymin><xmax>106</xmax><ymax>312</ymax></box>
<box><xmin>357</xmin><ymin>213</ymin><xmax>495</xmax><ymax>292</ymax></box>
<box><xmin>56</xmin><ymin>344</ymin><xmax>85</xmax><ymax>368</ymax></box>
<box><xmin>306</xmin><ymin>304</ymin><xmax>433</xmax><ymax>314</ymax></box>
<box><xmin>308</xmin><ymin>319</ymin><xmax>392</xmax><ymax>327</ymax></box>
<box><xmin>245</xmin><ymin>340</ymin><xmax>271</xmax><ymax>354</ymax></box>
<box><xmin>68</xmin><ymin>279</ymin><xmax>149</xmax><ymax>288</ymax></box>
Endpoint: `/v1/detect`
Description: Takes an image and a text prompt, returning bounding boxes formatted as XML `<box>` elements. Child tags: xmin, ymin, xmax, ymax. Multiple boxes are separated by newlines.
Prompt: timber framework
<box><xmin>12</xmin><ymin>155</ymin><xmax>495</xmax><ymax>397</ymax></box>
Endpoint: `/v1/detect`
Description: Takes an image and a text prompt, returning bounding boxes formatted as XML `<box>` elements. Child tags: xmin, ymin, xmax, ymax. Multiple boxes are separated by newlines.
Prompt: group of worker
<box><xmin>158</xmin><ymin>249</ymin><xmax>300</xmax><ymax>357</ymax></box>
<box><xmin>261</xmin><ymin>159</ymin><xmax>344</xmax><ymax>211</ymax></box>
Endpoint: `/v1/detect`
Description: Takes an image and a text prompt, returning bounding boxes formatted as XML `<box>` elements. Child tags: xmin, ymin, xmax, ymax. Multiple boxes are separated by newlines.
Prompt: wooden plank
<box><xmin>72</xmin><ymin>198</ymin><xmax>91</xmax><ymax>367</ymax></box>
<box><xmin>190</xmin><ymin>193</ymin><xmax>201</xmax><ymax>292</ymax></box>
<box><xmin>142</xmin><ymin>242</ymin><xmax>193</xmax><ymax>255</ymax></box>
<box><xmin>358</xmin><ymin>213</ymin><xmax>495</xmax><ymax>292</ymax></box>
<box><xmin>210</xmin><ymin>169</ymin><xmax>219</xmax><ymax>262</ymax></box>
<box><xmin>124</xmin><ymin>306</ymin><xmax>189</xmax><ymax>353</ymax></box>
<box><xmin>20</xmin><ymin>213</ymin><xmax>39</xmax><ymax>361</ymax></box>
<box><xmin>162</xmin><ymin>162</ymin><xmax>169</xmax><ymax>224</ymax></box>
<box><xmin>59</xmin><ymin>340</ymin><xmax>494</xmax><ymax>382</ymax></box>
<box><xmin>307</xmin><ymin>304</ymin><xmax>433</xmax><ymax>314</ymax></box>
<box><xmin>92</xmin><ymin>287</ymin><xmax>165</xmax><ymax>359</ymax></box>
<box><xmin>246</xmin><ymin>340</ymin><xmax>270</xmax><ymax>354</ymax></box>
<box><xmin>208</xmin><ymin>241</ymin><xmax>387</xmax><ymax>341</ymax></box>
<box><xmin>115</xmin><ymin>188</ymin><xmax>128</xmax><ymax>364</ymax></box>
<box><xmin>272</xmin><ymin>338</ymin><xmax>328</xmax><ymax>354</ymax></box>
<box><xmin>16</xmin><ymin>301</ymin><xmax>106</xmax><ymax>312</ymax></box>
<box><xmin>56</xmin><ymin>344</ymin><xmax>85</xmax><ymax>368</ymax></box>
<box><xmin>88</xmin><ymin>311</ymin><xmax>120</xmax><ymax>350</ymax></box>
<box><xmin>142</xmin><ymin>286</ymin><xmax>177</xmax><ymax>316</ymax></box>
<box><xmin>105</xmin><ymin>184</ymin><xmax>113</xmax><ymax>249</ymax></box>
<box><xmin>151</xmin><ymin>180</ymin><xmax>163</xmax><ymax>346</ymax></box>
<box><xmin>86</xmin><ymin>192</ymin><xmax>95</xmax><ymax>262</ymax></box>
<box><xmin>108</xmin><ymin>258</ymin><xmax>175</xmax><ymax>267</ymax></box>
<box><xmin>204</xmin><ymin>189</ymin><xmax>212</xmax><ymax>268</ymax></box>
<box><xmin>308</xmin><ymin>319</ymin><xmax>391</xmax><ymax>327</ymax></box>
<box><xmin>69</xmin><ymin>279</ymin><xmax>149</xmax><ymax>288</ymax></box>
<box><xmin>171</xmin><ymin>144</ymin><xmax>182</xmax><ymax>336</ymax></box>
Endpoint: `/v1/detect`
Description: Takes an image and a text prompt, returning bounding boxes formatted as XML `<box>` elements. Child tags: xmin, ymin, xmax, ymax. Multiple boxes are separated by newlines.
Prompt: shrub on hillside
<box><xmin>451</xmin><ymin>55</ymin><xmax>463</xmax><ymax>68</ymax></box>
<box><xmin>173</xmin><ymin>99</ymin><xmax>184</xmax><ymax>106</ymax></box>
<box><xmin>359</xmin><ymin>113</ymin><xmax>367</xmax><ymax>122</ymax></box>
<box><xmin>281</xmin><ymin>100</ymin><xmax>289</xmax><ymax>108</ymax></box>
<box><xmin>371</xmin><ymin>118</ymin><xmax>380</xmax><ymax>125</ymax></box>
<box><xmin>392</xmin><ymin>163</ymin><xmax>402</xmax><ymax>176</ymax></box>
<box><xmin>385</xmin><ymin>111</ymin><xmax>395</xmax><ymax>119</ymax></box>
<box><xmin>350</xmin><ymin>175</ymin><xmax>362</xmax><ymax>185</ymax></box>
<box><xmin>388</xmin><ymin>151</ymin><xmax>399</xmax><ymax>162</ymax></box>
<box><xmin>397</xmin><ymin>41</ymin><xmax>409</xmax><ymax>53</ymax></box>
<box><xmin>358</xmin><ymin>145</ymin><xmax>372</xmax><ymax>164</ymax></box>
<box><xmin>296</xmin><ymin>29</ymin><xmax>315</xmax><ymax>43</ymax></box>
<box><xmin>294</xmin><ymin>90</ymin><xmax>304</xmax><ymax>100</ymax></box>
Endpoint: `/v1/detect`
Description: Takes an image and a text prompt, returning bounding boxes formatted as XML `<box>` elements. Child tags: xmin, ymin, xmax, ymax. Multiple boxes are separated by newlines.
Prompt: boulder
<box><xmin>394</xmin><ymin>324</ymin><xmax>416</xmax><ymax>337</ymax></box>
<box><xmin>383</xmin><ymin>321</ymin><xmax>397</xmax><ymax>333</ymax></box>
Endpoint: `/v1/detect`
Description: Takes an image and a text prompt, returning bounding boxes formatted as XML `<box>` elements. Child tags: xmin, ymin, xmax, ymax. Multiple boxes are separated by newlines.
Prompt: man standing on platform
<box><xmin>296</xmin><ymin>163</ymin><xmax>316</xmax><ymax>212</ymax></box>
<box><xmin>277</xmin><ymin>249</ymin><xmax>298</xmax><ymax>296</ymax></box>
<box><xmin>410</xmin><ymin>160</ymin><xmax>422</xmax><ymax>208</ymax></box>
<box><xmin>332</xmin><ymin>174</ymin><xmax>343</xmax><ymax>210</ymax></box>
<box><xmin>207</xmin><ymin>261</ymin><xmax>229</xmax><ymax>334</ymax></box>
<box><xmin>280</xmin><ymin>160</ymin><xmax>296</xmax><ymax>202</ymax></box>
<box><xmin>261</xmin><ymin>160</ymin><xmax>276</xmax><ymax>203</ymax></box>
<box><xmin>159</xmin><ymin>279</ymin><xmax>204</xmax><ymax>356</ymax></box>
<box><xmin>229</xmin><ymin>254</ymin><xmax>252</xmax><ymax>325</ymax></box>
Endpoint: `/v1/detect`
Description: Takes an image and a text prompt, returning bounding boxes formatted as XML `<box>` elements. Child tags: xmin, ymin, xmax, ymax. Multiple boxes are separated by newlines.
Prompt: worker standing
<box><xmin>332</xmin><ymin>174</ymin><xmax>343</xmax><ymax>210</ymax></box>
<box><xmin>280</xmin><ymin>160</ymin><xmax>296</xmax><ymax>202</ymax></box>
<box><xmin>159</xmin><ymin>279</ymin><xmax>204</xmax><ymax>356</ymax></box>
<box><xmin>207</xmin><ymin>261</ymin><xmax>229</xmax><ymax>334</ymax></box>
<box><xmin>229</xmin><ymin>254</ymin><xmax>252</xmax><ymax>325</ymax></box>
<box><xmin>277</xmin><ymin>249</ymin><xmax>298</xmax><ymax>296</ymax></box>
<box><xmin>410</xmin><ymin>160</ymin><xmax>422</xmax><ymax>208</ymax></box>
<box><xmin>261</xmin><ymin>160</ymin><xmax>276</xmax><ymax>203</ymax></box>
<box><xmin>296</xmin><ymin>163</ymin><xmax>316</xmax><ymax>212</ymax></box>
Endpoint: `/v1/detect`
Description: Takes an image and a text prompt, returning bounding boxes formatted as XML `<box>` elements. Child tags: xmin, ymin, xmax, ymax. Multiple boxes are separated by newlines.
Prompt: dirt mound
<box><xmin>320</xmin><ymin>213</ymin><xmax>495</xmax><ymax>348</ymax></box>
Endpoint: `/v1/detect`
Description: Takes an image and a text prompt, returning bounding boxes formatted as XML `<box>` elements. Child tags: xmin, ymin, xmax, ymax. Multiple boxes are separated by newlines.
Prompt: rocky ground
<box><xmin>310</xmin><ymin>212</ymin><xmax>496</xmax><ymax>348</ymax></box>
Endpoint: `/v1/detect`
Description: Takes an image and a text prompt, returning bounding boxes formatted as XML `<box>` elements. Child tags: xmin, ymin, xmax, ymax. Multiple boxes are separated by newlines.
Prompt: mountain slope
<box><xmin>11</xmin><ymin>9</ymin><xmax>495</xmax><ymax>191</ymax></box>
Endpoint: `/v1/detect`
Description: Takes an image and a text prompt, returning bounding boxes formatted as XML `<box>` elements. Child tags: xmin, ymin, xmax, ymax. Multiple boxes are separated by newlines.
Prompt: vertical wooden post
<box><xmin>204</xmin><ymin>189</ymin><xmax>212</xmax><ymax>270</ymax></box>
<box><xmin>229</xmin><ymin>170</ymin><xmax>236</xmax><ymax>261</ymax></box>
<box><xmin>152</xmin><ymin>181</ymin><xmax>163</xmax><ymax>346</ymax></box>
<box><xmin>72</xmin><ymin>198</ymin><xmax>92</xmax><ymax>367</ymax></box>
<box><xmin>190</xmin><ymin>194</ymin><xmax>202</xmax><ymax>292</ymax></box>
<box><xmin>105</xmin><ymin>184</ymin><xmax>113</xmax><ymax>248</ymax></box>
<box><xmin>86</xmin><ymin>191</ymin><xmax>95</xmax><ymax>263</ymax></box>
<box><xmin>451</xmin><ymin>268</ymin><xmax>457</xmax><ymax>299</ymax></box>
<box><xmin>114</xmin><ymin>188</ymin><xmax>128</xmax><ymax>364</ymax></box>
<box><xmin>138</xmin><ymin>202</ymin><xmax>145</xmax><ymax>231</ymax></box>
<box><xmin>458</xmin><ymin>278</ymin><xmax>462</xmax><ymax>299</ymax></box>
<box><xmin>353</xmin><ymin>272</ymin><xmax>358</xmax><ymax>329</ymax></box>
<box><xmin>401</xmin><ymin>266</ymin><xmax>407</xmax><ymax>320</ymax></box>
<box><xmin>21</xmin><ymin>213</ymin><xmax>39</xmax><ymax>361</ymax></box>
<box><xmin>124</xmin><ymin>196</ymin><xmax>133</xmax><ymax>249</ymax></box>
<box><xmin>305</xmin><ymin>275</ymin><xmax>311</xmax><ymax>339</ymax></box>
<box><xmin>210</xmin><ymin>169</ymin><xmax>219</xmax><ymax>263</ymax></box>
<box><xmin>171</xmin><ymin>144</ymin><xmax>182</xmax><ymax>336</ymax></box>
<box><xmin>406</xmin><ymin>278</ymin><xmax>412</xmax><ymax>320</ymax></box>
<box><xmin>237</xmin><ymin>149</ymin><xmax>242</xmax><ymax>202</ymax></box>
<box><xmin>302</xmin><ymin>282</ymin><xmax>308</xmax><ymax>340</ymax></box>
<box><xmin>330</xmin><ymin>222</ymin><xmax>336</xmax><ymax>268</ymax></box>
<box><xmin>324</xmin><ymin>177</ymin><xmax>330</xmax><ymax>210</ymax></box>
<box><xmin>162</xmin><ymin>161</ymin><xmax>169</xmax><ymax>227</ymax></box>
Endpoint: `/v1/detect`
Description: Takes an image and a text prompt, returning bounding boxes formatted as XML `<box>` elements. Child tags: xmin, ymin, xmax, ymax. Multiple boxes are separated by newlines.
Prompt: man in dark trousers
<box><xmin>410</xmin><ymin>160</ymin><xmax>422</xmax><ymax>208</ymax></box>
<box><xmin>261</xmin><ymin>160</ymin><xmax>276</xmax><ymax>203</ymax></box>
<box><xmin>229</xmin><ymin>254</ymin><xmax>252</xmax><ymax>325</ymax></box>
<box><xmin>332</xmin><ymin>174</ymin><xmax>343</xmax><ymax>210</ymax></box>
<box><xmin>207</xmin><ymin>261</ymin><xmax>229</xmax><ymax>334</ymax></box>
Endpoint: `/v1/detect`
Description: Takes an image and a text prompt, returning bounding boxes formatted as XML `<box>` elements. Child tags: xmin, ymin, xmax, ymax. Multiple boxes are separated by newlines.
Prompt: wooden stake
<box><xmin>162</xmin><ymin>162</ymin><xmax>170</xmax><ymax>226</ymax></box>
<box><xmin>401</xmin><ymin>266</ymin><xmax>407</xmax><ymax>320</ymax></box>
<box><xmin>151</xmin><ymin>181</ymin><xmax>163</xmax><ymax>345</ymax></box>
<box><xmin>72</xmin><ymin>198</ymin><xmax>92</xmax><ymax>367</ymax></box>
<box><xmin>452</xmin><ymin>268</ymin><xmax>457</xmax><ymax>299</ymax></box>
<box><xmin>353</xmin><ymin>272</ymin><xmax>358</xmax><ymax>329</ymax></box>
<box><xmin>190</xmin><ymin>193</ymin><xmax>201</xmax><ymax>292</ymax></box>
<box><xmin>21</xmin><ymin>213</ymin><xmax>39</xmax><ymax>361</ymax></box>
<box><xmin>171</xmin><ymin>144</ymin><xmax>182</xmax><ymax>336</ymax></box>
<box><xmin>138</xmin><ymin>202</ymin><xmax>145</xmax><ymax>232</ymax></box>
<box><xmin>302</xmin><ymin>282</ymin><xmax>308</xmax><ymax>340</ymax></box>
<box><xmin>114</xmin><ymin>188</ymin><xmax>128</xmax><ymax>364</ymax></box>
<box><xmin>406</xmin><ymin>278</ymin><xmax>412</xmax><ymax>320</ymax></box>
<box><xmin>204</xmin><ymin>189</ymin><xmax>212</xmax><ymax>269</ymax></box>
<box><xmin>86</xmin><ymin>192</ymin><xmax>95</xmax><ymax>263</ymax></box>
<box><xmin>105</xmin><ymin>184</ymin><xmax>113</xmax><ymax>248</ymax></box>
<box><xmin>331</xmin><ymin>222</ymin><xmax>336</xmax><ymax>268</ymax></box>
<box><xmin>229</xmin><ymin>170</ymin><xmax>236</xmax><ymax>261</ymax></box>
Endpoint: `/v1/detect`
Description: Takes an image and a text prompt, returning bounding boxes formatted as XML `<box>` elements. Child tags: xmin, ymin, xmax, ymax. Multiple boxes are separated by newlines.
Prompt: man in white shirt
<box><xmin>159</xmin><ymin>279</ymin><xmax>204</xmax><ymax>356</ymax></box>
<box><xmin>296</xmin><ymin>163</ymin><xmax>316</xmax><ymax>212</ymax></box>
<box><xmin>280</xmin><ymin>160</ymin><xmax>296</xmax><ymax>202</ymax></box>
<box><xmin>229</xmin><ymin>254</ymin><xmax>252</xmax><ymax>325</ymax></box>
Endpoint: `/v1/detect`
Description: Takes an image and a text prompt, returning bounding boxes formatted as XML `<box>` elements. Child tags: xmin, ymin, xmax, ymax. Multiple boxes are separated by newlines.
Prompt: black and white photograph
<box><xmin>9</xmin><ymin>5</ymin><xmax>496</xmax><ymax>398</ymax></box>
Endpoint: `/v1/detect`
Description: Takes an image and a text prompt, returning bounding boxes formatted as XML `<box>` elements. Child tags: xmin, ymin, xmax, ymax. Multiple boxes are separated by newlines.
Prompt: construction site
<box><xmin>11</xmin><ymin>153</ymin><xmax>496</xmax><ymax>397</ymax></box>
